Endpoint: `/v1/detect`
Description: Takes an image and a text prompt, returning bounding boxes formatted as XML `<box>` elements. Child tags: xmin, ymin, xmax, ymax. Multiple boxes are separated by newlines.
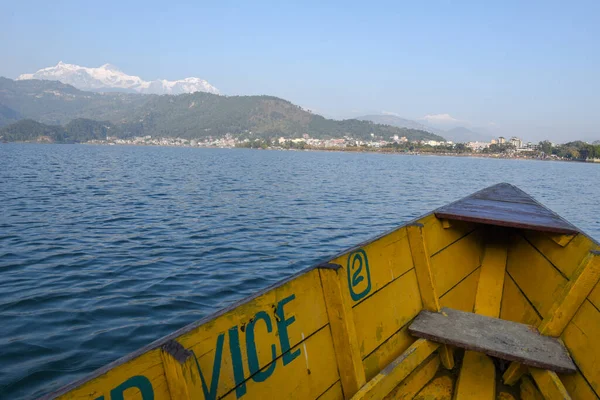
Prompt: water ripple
<box><xmin>0</xmin><ymin>144</ymin><xmax>598</xmax><ymax>399</ymax></box>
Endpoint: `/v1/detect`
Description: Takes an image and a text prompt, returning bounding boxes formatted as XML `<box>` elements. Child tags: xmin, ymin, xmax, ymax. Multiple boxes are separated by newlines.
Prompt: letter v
<box><xmin>191</xmin><ymin>333</ymin><xmax>225</xmax><ymax>400</ymax></box>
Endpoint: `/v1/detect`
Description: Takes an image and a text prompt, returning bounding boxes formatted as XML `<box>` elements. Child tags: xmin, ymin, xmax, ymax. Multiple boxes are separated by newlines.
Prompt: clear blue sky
<box><xmin>1</xmin><ymin>0</ymin><xmax>599</xmax><ymax>142</ymax></box>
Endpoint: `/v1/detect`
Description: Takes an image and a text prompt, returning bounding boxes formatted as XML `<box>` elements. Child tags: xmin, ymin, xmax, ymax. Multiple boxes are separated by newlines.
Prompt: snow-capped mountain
<box><xmin>17</xmin><ymin>62</ymin><xmax>219</xmax><ymax>95</ymax></box>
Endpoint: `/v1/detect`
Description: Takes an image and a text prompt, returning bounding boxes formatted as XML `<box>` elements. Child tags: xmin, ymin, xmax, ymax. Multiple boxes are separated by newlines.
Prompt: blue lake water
<box><xmin>1</xmin><ymin>144</ymin><xmax>599</xmax><ymax>398</ymax></box>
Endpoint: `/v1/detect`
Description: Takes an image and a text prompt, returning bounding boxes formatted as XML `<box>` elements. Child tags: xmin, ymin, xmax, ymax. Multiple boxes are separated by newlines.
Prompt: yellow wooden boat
<box><xmin>43</xmin><ymin>183</ymin><xmax>600</xmax><ymax>400</ymax></box>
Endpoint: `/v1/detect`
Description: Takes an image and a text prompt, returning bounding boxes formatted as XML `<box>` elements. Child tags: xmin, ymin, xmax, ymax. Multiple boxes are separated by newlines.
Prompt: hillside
<box><xmin>0</xmin><ymin>119</ymin><xmax>117</xmax><ymax>143</ymax></box>
<box><xmin>0</xmin><ymin>78</ymin><xmax>443</xmax><ymax>142</ymax></box>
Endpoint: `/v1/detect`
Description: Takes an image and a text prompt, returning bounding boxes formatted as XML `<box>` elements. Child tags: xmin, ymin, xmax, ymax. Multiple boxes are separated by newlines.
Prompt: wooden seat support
<box><xmin>408</xmin><ymin>307</ymin><xmax>577</xmax><ymax>374</ymax></box>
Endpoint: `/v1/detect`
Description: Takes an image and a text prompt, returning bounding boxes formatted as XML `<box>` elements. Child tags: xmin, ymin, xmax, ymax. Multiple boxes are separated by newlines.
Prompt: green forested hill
<box><xmin>0</xmin><ymin>78</ymin><xmax>444</xmax><ymax>142</ymax></box>
<box><xmin>0</xmin><ymin>118</ymin><xmax>117</xmax><ymax>143</ymax></box>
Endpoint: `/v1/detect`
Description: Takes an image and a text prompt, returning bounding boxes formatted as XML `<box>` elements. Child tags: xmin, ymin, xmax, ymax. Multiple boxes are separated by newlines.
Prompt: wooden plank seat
<box><xmin>408</xmin><ymin>307</ymin><xmax>577</xmax><ymax>374</ymax></box>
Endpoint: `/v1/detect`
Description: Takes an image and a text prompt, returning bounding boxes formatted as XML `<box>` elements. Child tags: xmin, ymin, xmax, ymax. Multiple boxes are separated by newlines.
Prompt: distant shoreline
<box><xmin>5</xmin><ymin>140</ymin><xmax>600</xmax><ymax>163</ymax></box>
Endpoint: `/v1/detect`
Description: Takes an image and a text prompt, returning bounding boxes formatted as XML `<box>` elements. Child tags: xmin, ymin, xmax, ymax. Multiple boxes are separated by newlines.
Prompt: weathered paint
<box><xmin>539</xmin><ymin>251</ymin><xmax>600</xmax><ymax>336</ymax></box>
<box><xmin>529</xmin><ymin>369</ymin><xmax>572</xmax><ymax>400</ymax></box>
<box><xmin>500</xmin><ymin>273</ymin><xmax>543</xmax><ymax>326</ymax></box>
<box><xmin>362</xmin><ymin>325</ymin><xmax>414</xmax><ymax>382</ymax></box>
<box><xmin>562</xmin><ymin>300</ymin><xmax>600</xmax><ymax>398</ymax></box>
<box><xmin>474</xmin><ymin>244</ymin><xmax>507</xmax><ymax>318</ymax></box>
<box><xmin>329</xmin><ymin>228</ymin><xmax>413</xmax><ymax>307</ymax></box>
<box><xmin>407</xmin><ymin>223</ymin><xmax>455</xmax><ymax>369</ymax></box>
<box><xmin>525</xmin><ymin>231</ymin><xmax>596</xmax><ymax>279</ymax></box>
<box><xmin>439</xmin><ymin>267</ymin><xmax>480</xmax><ymax>313</ymax></box>
<box><xmin>413</xmin><ymin>375</ymin><xmax>453</xmax><ymax>400</ymax></box>
<box><xmin>350</xmin><ymin>339</ymin><xmax>439</xmax><ymax>400</ymax></box>
<box><xmin>504</xmin><ymin>250</ymin><xmax>599</xmax><ymax>385</ymax></box>
<box><xmin>560</xmin><ymin>371</ymin><xmax>598</xmax><ymax>400</ymax></box>
<box><xmin>507</xmin><ymin>236</ymin><xmax>567</xmax><ymax>318</ymax></box>
<box><xmin>382</xmin><ymin>354</ymin><xmax>440</xmax><ymax>400</ymax></box>
<box><xmin>353</xmin><ymin>269</ymin><xmax>422</xmax><ymax>359</ymax></box>
<box><xmin>430</xmin><ymin>231</ymin><xmax>483</xmax><ymax>297</ymax></box>
<box><xmin>319</xmin><ymin>266</ymin><xmax>365</xmax><ymax>398</ymax></box>
<box><xmin>520</xmin><ymin>376</ymin><xmax>544</xmax><ymax>400</ymax></box>
<box><xmin>455</xmin><ymin>351</ymin><xmax>496</xmax><ymax>400</ymax></box>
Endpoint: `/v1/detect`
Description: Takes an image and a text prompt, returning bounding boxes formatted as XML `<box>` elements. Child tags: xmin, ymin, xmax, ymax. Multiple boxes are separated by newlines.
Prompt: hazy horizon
<box><xmin>2</xmin><ymin>1</ymin><xmax>598</xmax><ymax>143</ymax></box>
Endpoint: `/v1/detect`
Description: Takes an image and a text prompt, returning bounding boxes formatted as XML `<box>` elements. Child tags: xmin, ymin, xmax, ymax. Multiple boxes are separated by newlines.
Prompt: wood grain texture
<box><xmin>319</xmin><ymin>266</ymin><xmax>366</xmax><ymax>398</ymax></box>
<box><xmin>407</xmin><ymin>222</ymin><xmax>455</xmax><ymax>369</ymax></box>
<box><xmin>382</xmin><ymin>354</ymin><xmax>440</xmax><ymax>400</ymax></box>
<box><xmin>538</xmin><ymin>251</ymin><xmax>600</xmax><ymax>337</ymax></box>
<box><xmin>561</xmin><ymin>300</ymin><xmax>600</xmax><ymax>398</ymax></box>
<box><xmin>350</xmin><ymin>339</ymin><xmax>439</xmax><ymax>400</ymax></box>
<box><xmin>454</xmin><ymin>351</ymin><xmax>496</xmax><ymax>400</ymax></box>
<box><xmin>529</xmin><ymin>369</ymin><xmax>572</xmax><ymax>400</ymax></box>
<box><xmin>474</xmin><ymin>244</ymin><xmax>507</xmax><ymax>317</ymax></box>
<box><xmin>520</xmin><ymin>376</ymin><xmax>544</xmax><ymax>400</ymax></box>
<box><xmin>413</xmin><ymin>375</ymin><xmax>453</xmax><ymax>400</ymax></box>
<box><xmin>160</xmin><ymin>340</ymin><xmax>203</xmax><ymax>399</ymax></box>
<box><xmin>507</xmin><ymin>236</ymin><xmax>567</xmax><ymax>318</ymax></box>
<box><xmin>500</xmin><ymin>273</ymin><xmax>543</xmax><ymax>326</ymax></box>
<box><xmin>409</xmin><ymin>308</ymin><xmax>576</xmax><ymax>373</ymax></box>
<box><xmin>353</xmin><ymin>269</ymin><xmax>422</xmax><ymax>359</ymax></box>
<box><xmin>525</xmin><ymin>231</ymin><xmax>596</xmax><ymax>279</ymax></box>
<box><xmin>434</xmin><ymin>183</ymin><xmax>579</xmax><ymax>234</ymax></box>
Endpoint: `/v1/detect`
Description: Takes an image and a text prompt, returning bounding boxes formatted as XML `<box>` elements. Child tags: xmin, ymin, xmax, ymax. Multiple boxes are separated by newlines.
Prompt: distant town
<box><xmin>88</xmin><ymin>134</ymin><xmax>600</xmax><ymax>162</ymax></box>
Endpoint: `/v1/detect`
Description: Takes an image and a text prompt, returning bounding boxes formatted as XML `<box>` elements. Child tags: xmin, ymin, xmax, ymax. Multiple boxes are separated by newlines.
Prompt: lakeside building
<box><xmin>467</xmin><ymin>141</ymin><xmax>490</xmax><ymax>151</ymax></box>
<box><xmin>510</xmin><ymin>136</ymin><xmax>523</xmax><ymax>149</ymax></box>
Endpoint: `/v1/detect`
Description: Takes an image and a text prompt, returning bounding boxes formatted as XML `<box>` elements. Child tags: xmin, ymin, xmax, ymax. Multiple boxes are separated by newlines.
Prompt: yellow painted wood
<box><xmin>538</xmin><ymin>251</ymin><xmax>600</xmax><ymax>336</ymax></box>
<box><xmin>520</xmin><ymin>376</ymin><xmax>544</xmax><ymax>400</ymax></box>
<box><xmin>55</xmin><ymin>349</ymin><xmax>171</xmax><ymax>400</ymax></box>
<box><xmin>418</xmin><ymin>213</ymin><xmax>476</xmax><ymax>256</ymax></box>
<box><xmin>560</xmin><ymin>371</ymin><xmax>598</xmax><ymax>400</ymax></box>
<box><xmin>438</xmin><ymin>346</ymin><xmax>455</xmax><ymax>372</ymax></box>
<box><xmin>505</xmin><ymin>251</ymin><xmax>599</xmax><ymax>385</ymax></box>
<box><xmin>441</xmin><ymin>219</ymin><xmax>453</xmax><ymax>229</ymax></box>
<box><xmin>547</xmin><ymin>233</ymin><xmax>576</xmax><ymax>247</ymax></box>
<box><xmin>430</xmin><ymin>231</ymin><xmax>483</xmax><ymax>296</ymax></box>
<box><xmin>529</xmin><ymin>368</ymin><xmax>572</xmax><ymax>400</ymax></box>
<box><xmin>329</xmin><ymin>227</ymin><xmax>414</xmax><ymax>306</ymax></box>
<box><xmin>362</xmin><ymin>325</ymin><xmax>415</xmax><ymax>381</ymax></box>
<box><xmin>507</xmin><ymin>236</ymin><xmax>567</xmax><ymax>318</ymax></box>
<box><xmin>383</xmin><ymin>354</ymin><xmax>440</xmax><ymax>400</ymax></box>
<box><xmin>319</xmin><ymin>267</ymin><xmax>366</xmax><ymax>398</ymax></box>
<box><xmin>160</xmin><ymin>341</ymin><xmax>203</xmax><ymax>399</ymax></box>
<box><xmin>350</xmin><ymin>339</ymin><xmax>439</xmax><ymax>400</ymax></box>
<box><xmin>500</xmin><ymin>273</ymin><xmax>542</xmax><ymax>326</ymax></box>
<box><xmin>414</xmin><ymin>375</ymin><xmax>454</xmax><ymax>400</ymax></box>
<box><xmin>474</xmin><ymin>244</ymin><xmax>508</xmax><ymax>317</ymax></box>
<box><xmin>525</xmin><ymin>231</ymin><xmax>596</xmax><ymax>279</ymax></box>
<box><xmin>317</xmin><ymin>381</ymin><xmax>344</xmax><ymax>400</ymax></box>
<box><xmin>503</xmin><ymin>362</ymin><xmax>528</xmax><ymax>386</ymax></box>
<box><xmin>458</xmin><ymin>245</ymin><xmax>503</xmax><ymax>393</ymax></box>
<box><xmin>220</xmin><ymin>326</ymin><xmax>340</xmax><ymax>400</ymax></box>
<box><xmin>589</xmin><ymin>281</ymin><xmax>600</xmax><ymax>310</ymax></box>
<box><xmin>178</xmin><ymin>269</ymin><xmax>329</xmax><ymax>400</ymax></box>
<box><xmin>407</xmin><ymin>223</ymin><xmax>442</xmax><ymax>311</ymax></box>
<box><xmin>498</xmin><ymin>392</ymin><xmax>517</xmax><ymax>400</ymax></box>
<box><xmin>454</xmin><ymin>351</ymin><xmax>496</xmax><ymax>400</ymax></box>
<box><xmin>562</xmin><ymin>300</ymin><xmax>600</xmax><ymax>398</ymax></box>
<box><xmin>440</xmin><ymin>267</ymin><xmax>480</xmax><ymax>313</ymax></box>
<box><xmin>407</xmin><ymin>223</ymin><xmax>455</xmax><ymax>369</ymax></box>
<box><xmin>353</xmin><ymin>269</ymin><xmax>422</xmax><ymax>359</ymax></box>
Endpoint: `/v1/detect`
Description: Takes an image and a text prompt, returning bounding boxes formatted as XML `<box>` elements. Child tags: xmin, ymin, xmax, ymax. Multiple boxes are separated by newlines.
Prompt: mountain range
<box><xmin>356</xmin><ymin>114</ymin><xmax>493</xmax><ymax>143</ymax></box>
<box><xmin>0</xmin><ymin>77</ymin><xmax>444</xmax><ymax>143</ymax></box>
<box><xmin>17</xmin><ymin>62</ymin><xmax>219</xmax><ymax>95</ymax></box>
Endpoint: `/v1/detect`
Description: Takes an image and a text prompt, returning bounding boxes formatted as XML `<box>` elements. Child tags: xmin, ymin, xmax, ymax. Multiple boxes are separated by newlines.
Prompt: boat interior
<box><xmin>46</xmin><ymin>183</ymin><xmax>600</xmax><ymax>400</ymax></box>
